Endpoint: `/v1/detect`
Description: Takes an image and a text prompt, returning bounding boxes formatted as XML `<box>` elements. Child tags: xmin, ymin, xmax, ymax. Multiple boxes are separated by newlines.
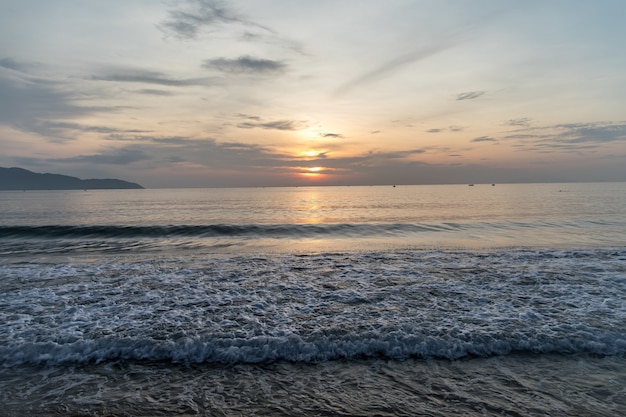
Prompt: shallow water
<box><xmin>2</xmin><ymin>354</ymin><xmax>625</xmax><ymax>416</ymax></box>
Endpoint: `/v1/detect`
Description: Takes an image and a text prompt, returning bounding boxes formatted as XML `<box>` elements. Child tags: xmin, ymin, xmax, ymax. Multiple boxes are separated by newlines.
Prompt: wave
<box><xmin>2</xmin><ymin>330</ymin><xmax>625</xmax><ymax>367</ymax></box>
<box><xmin>2</xmin><ymin>248</ymin><xmax>624</xmax><ymax>367</ymax></box>
<box><xmin>0</xmin><ymin>223</ymin><xmax>460</xmax><ymax>239</ymax></box>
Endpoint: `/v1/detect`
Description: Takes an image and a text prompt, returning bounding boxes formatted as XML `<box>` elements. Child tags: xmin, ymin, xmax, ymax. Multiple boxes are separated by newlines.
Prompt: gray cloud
<box><xmin>87</xmin><ymin>136</ymin><xmax>290</xmax><ymax>174</ymax></box>
<box><xmin>554</xmin><ymin>122</ymin><xmax>626</xmax><ymax>144</ymax></box>
<box><xmin>427</xmin><ymin>126</ymin><xmax>465</xmax><ymax>134</ymax></box>
<box><xmin>319</xmin><ymin>132</ymin><xmax>344</xmax><ymax>139</ymax></box>
<box><xmin>37</xmin><ymin>121</ymin><xmax>150</xmax><ymax>135</ymax></box>
<box><xmin>363</xmin><ymin>149</ymin><xmax>427</xmax><ymax>162</ymax></box>
<box><xmin>237</xmin><ymin>120</ymin><xmax>306</xmax><ymax>130</ymax></box>
<box><xmin>203</xmin><ymin>56</ymin><xmax>286</xmax><ymax>74</ymax></box>
<box><xmin>0</xmin><ymin>57</ymin><xmax>28</xmax><ymax>72</ymax></box>
<box><xmin>456</xmin><ymin>91</ymin><xmax>486</xmax><ymax>101</ymax></box>
<box><xmin>55</xmin><ymin>148</ymin><xmax>150</xmax><ymax>165</ymax></box>
<box><xmin>0</xmin><ymin>62</ymin><xmax>101</xmax><ymax>139</ymax></box>
<box><xmin>92</xmin><ymin>67</ymin><xmax>212</xmax><ymax>86</ymax></box>
<box><xmin>136</xmin><ymin>89</ymin><xmax>176</xmax><ymax>96</ymax></box>
<box><xmin>505</xmin><ymin>121</ymin><xmax>626</xmax><ymax>144</ymax></box>
<box><xmin>505</xmin><ymin>117</ymin><xmax>532</xmax><ymax>127</ymax></box>
<box><xmin>471</xmin><ymin>136</ymin><xmax>498</xmax><ymax>142</ymax></box>
<box><xmin>235</xmin><ymin>113</ymin><xmax>262</xmax><ymax>121</ymax></box>
<box><xmin>503</xmin><ymin>121</ymin><xmax>626</xmax><ymax>154</ymax></box>
<box><xmin>159</xmin><ymin>0</ymin><xmax>272</xmax><ymax>40</ymax></box>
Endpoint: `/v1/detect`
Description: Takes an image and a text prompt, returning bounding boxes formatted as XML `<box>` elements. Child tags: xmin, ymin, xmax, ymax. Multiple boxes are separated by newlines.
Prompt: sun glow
<box><xmin>299</xmin><ymin>149</ymin><xmax>324</xmax><ymax>158</ymax></box>
<box><xmin>298</xmin><ymin>166</ymin><xmax>326</xmax><ymax>178</ymax></box>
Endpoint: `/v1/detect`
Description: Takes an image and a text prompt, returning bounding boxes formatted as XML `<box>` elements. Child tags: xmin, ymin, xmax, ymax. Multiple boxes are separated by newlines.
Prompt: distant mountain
<box><xmin>0</xmin><ymin>167</ymin><xmax>144</xmax><ymax>190</ymax></box>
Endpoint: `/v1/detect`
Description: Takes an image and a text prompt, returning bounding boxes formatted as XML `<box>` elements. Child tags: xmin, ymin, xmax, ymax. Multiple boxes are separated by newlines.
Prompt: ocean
<box><xmin>0</xmin><ymin>183</ymin><xmax>625</xmax><ymax>416</ymax></box>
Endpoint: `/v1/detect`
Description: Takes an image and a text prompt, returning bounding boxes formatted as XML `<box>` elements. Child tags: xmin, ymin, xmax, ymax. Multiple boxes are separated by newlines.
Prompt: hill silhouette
<box><xmin>0</xmin><ymin>167</ymin><xmax>144</xmax><ymax>190</ymax></box>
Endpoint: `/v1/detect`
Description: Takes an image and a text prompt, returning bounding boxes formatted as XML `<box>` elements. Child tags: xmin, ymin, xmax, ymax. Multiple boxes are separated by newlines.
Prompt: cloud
<box><xmin>55</xmin><ymin>148</ymin><xmax>150</xmax><ymax>165</ymax></box>
<box><xmin>136</xmin><ymin>89</ymin><xmax>176</xmax><ymax>96</ymax></box>
<box><xmin>203</xmin><ymin>56</ymin><xmax>286</xmax><ymax>74</ymax></box>
<box><xmin>505</xmin><ymin>121</ymin><xmax>626</xmax><ymax>144</ymax></box>
<box><xmin>237</xmin><ymin>119</ymin><xmax>306</xmax><ymax>130</ymax></box>
<box><xmin>505</xmin><ymin>117</ymin><xmax>532</xmax><ymax>127</ymax></box>
<box><xmin>92</xmin><ymin>67</ymin><xmax>212</xmax><ymax>86</ymax></box>
<box><xmin>37</xmin><ymin>121</ymin><xmax>150</xmax><ymax>135</ymax></box>
<box><xmin>235</xmin><ymin>113</ymin><xmax>262</xmax><ymax>121</ymax></box>
<box><xmin>427</xmin><ymin>126</ymin><xmax>465</xmax><ymax>134</ymax></box>
<box><xmin>319</xmin><ymin>132</ymin><xmax>344</xmax><ymax>139</ymax></box>
<box><xmin>159</xmin><ymin>0</ymin><xmax>272</xmax><ymax>40</ymax></box>
<box><xmin>51</xmin><ymin>136</ymin><xmax>282</xmax><ymax>168</ymax></box>
<box><xmin>331</xmin><ymin>7</ymin><xmax>509</xmax><ymax>98</ymax></box>
<box><xmin>471</xmin><ymin>136</ymin><xmax>498</xmax><ymax>142</ymax></box>
<box><xmin>0</xmin><ymin>57</ymin><xmax>28</xmax><ymax>72</ymax></box>
<box><xmin>334</xmin><ymin>37</ymin><xmax>462</xmax><ymax>97</ymax></box>
<box><xmin>553</xmin><ymin>122</ymin><xmax>626</xmax><ymax>144</ymax></box>
<box><xmin>456</xmin><ymin>91</ymin><xmax>486</xmax><ymax>101</ymax></box>
<box><xmin>363</xmin><ymin>149</ymin><xmax>427</xmax><ymax>162</ymax></box>
<box><xmin>502</xmin><ymin>121</ymin><xmax>626</xmax><ymax>154</ymax></box>
<box><xmin>0</xmin><ymin>61</ymin><xmax>100</xmax><ymax>139</ymax></box>
<box><xmin>118</xmin><ymin>137</ymin><xmax>296</xmax><ymax>175</ymax></box>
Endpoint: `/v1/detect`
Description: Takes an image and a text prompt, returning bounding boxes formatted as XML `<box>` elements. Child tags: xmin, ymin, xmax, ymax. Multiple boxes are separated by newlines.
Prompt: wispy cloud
<box><xmin>0</xmin><ymin>60</ymin><xmax>104</xmax><ymax>139</ymax></box>
<box><xmin>332</xmin><ymin>8</ymin><xmax>507</xmax><ymax>98</ymax></box>
<box><xmin>504</xmin><ymin>117</ymin><xmax>532</xmax><ymax>127</ymax></box>
<box><xmin>159</xmin><ymin>0</ymin><xmax>272</xmax><ymax>40</ymax></box>
<box><xmin>0</xmin><ymin>57</ymin><xmax>28</xmax><ymax>72</ymax></box>
<box><xmin>503</xmin><ymin>121</ymin><xmax>626</xmax><ymax>153</ymax></box>
<box><xmin>456</xmin><ymin>91</ymin><xmax>486</xmax><ymax>101</ymax></box>
<box><xmin>333</xmin><ymin>37</ymin><xmax>462</xmax><ymax>97</ymax></box>
<box><xmin>237</xmin><ymin>119</ymin><xmax>306</xmax><ymax>130</ymax></box>
<box><xmin>55</xmin><ymin>136</ymin><xmax>281</xmax><ymax>168</ymax></box>
<box><xmin>55</xmin><ymin>148</ymin><xmax>150</xmax><ymax>165</ymax></box>
<box><xmin>37</xmin><ymin>121</ymin><xmax>150</xmax><ymax>135</ymax></box>
<box><xmin>319</xmin><ymin>132</ymin><xmax>344</xmax><ymax>139</ymax></box>
<box><xmin>471</xmin><ymin>136</ymin><xmax>498</xmax><ymax>142</ymax></box>
<box><xmin>553</xmin><ymin>122</ymin><xmax>626</xmax><ymax>144</ymax></box>
<box><xmin>92</xmin><ymin>67</ymin><xmax>212</xmax><ymax>86</ymax></box>
<box><xmin>203</xmin><ymin>56</ymin><xmax>286</xmax><ymax>75</ymax></box>
<box><xmin>235</xmin><ymin>113</ymin><xmax>262</xmax><ymax>121</ymax></box>
<box><xmin>426</xmin><ymin>126</ymin><xmax>465</xmax><ymax>134</ymax></box>
<box><xmin>135</xmin><ymin>89</ymin><xmax>176</xmax><ymax>96</ymax></box>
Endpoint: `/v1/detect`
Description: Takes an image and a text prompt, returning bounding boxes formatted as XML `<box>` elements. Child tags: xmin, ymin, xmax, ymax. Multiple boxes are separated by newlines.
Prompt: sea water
<box><xmin>0</xmin><ymin>183</ymin><xmax>625</xmax><ymax>416</ymax></box>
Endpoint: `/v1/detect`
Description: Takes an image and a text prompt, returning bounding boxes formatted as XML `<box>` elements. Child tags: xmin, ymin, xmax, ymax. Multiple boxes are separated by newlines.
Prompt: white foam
<box><xmin>1</xmin><ymin>249</ymin><xmax>625</xmax><ymax>365</ymax></box>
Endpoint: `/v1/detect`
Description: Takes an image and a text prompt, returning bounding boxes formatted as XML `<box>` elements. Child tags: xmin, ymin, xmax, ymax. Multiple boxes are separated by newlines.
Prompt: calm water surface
<box><xmin>1</xmin><ymin>182</ymin><xmax>624</xmax><ymax>256</ymax></box>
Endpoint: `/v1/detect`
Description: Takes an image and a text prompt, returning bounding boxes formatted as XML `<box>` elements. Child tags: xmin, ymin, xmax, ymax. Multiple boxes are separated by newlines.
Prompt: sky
<box><xmin>1</xmin><ymin>0</ymin><xmax>625</xmax><ymax>188</ymax></box>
